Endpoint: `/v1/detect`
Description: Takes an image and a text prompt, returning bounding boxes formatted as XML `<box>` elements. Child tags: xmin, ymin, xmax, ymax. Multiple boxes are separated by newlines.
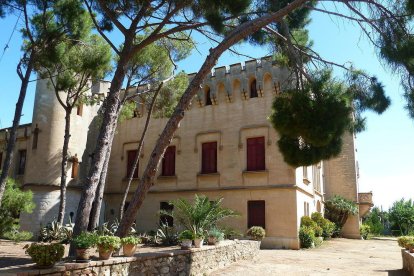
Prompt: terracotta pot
<box><xmin>98</xmin><ymin>246</ymin><xmax>114</xmax><ymax>260</ymax></box>
<box><xmin>123</xmin><ymin>244</ymin><xmax>137</xmax><ymax>257</ymax></box>
<box><xmin>194</xmin><ymin>238</ymin><xmax>204</xmax><ymax>248</ymax></box>
<box><xmin>208</xmin><ymin>237</ymin><xmax>218</xmax><ymax>245</ymax></box>
<box><xmin>181</xmin><ymin>239</ymin><xmax>192</xmax><ymax>249</ymax></box>
<box><xmin>76</xmin><ymin>248</ymin><xmax>92</xmax><ymax>260</ymax></box>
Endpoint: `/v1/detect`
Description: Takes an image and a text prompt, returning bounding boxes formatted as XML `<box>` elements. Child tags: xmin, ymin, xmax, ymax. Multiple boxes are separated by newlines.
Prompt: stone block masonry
<box><xmin>402</xmin><ymin>249</ymin><xmax>414</xmax><ymax>275</ymax></box>
<box><xmin>7</xmin><ymin>240</ymin><xmax>259</xmax><ymax>276</ymax></box>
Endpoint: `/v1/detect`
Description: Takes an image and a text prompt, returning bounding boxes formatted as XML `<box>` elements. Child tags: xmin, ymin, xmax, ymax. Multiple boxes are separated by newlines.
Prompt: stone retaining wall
<box><xmin>402</xmin><ymin>249</ymin><xmax>414</xmax><ymax>275</ymax></box>
<box><xmin>11</xmin><ymin>240</ymin><xmax>259</xmax><ymax>276</ymax></box>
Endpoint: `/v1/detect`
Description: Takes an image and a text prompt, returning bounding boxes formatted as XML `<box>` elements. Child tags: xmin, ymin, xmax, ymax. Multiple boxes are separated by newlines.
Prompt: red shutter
<box><xmin>247</xmin><ymin>137</ymin><xmax>265</xmax><ymax>171</ymax></box>
<box><xmin>127</xmin><ymin>150</ymin><xmax>138</xmax><ymax>178</ymax></box>
<box><xmin>248</xmin><ymin>200</ymin><xmax>265</xmax><ymax>229</ymax></box>
<box><xmin>162</xmin><ymin>146</ymin><xmax>176</xmax><ymax>176</ymax></box>
<box><xmin>202</xmin><ymin>142</ymin><xmax>217</xmax><ymax>174</ymax></box>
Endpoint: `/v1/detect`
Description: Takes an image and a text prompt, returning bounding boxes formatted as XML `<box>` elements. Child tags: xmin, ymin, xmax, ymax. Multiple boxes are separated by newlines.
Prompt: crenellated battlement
<box><xmin>189</xmin><ymin>56</ymin><xmax>285</xmax><ymax>107</ymax></box>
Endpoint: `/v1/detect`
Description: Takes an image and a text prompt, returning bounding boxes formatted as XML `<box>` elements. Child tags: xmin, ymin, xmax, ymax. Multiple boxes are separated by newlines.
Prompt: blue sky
<box><xmin>0</xmin><ymin>6</ymin><xmax>413</xmax><ymax>209</ymax></box>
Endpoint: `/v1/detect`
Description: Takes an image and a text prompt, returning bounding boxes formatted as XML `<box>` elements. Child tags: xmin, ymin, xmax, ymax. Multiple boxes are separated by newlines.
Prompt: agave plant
<box><xmin>162</xmin><ymin>195</ymin><xmax>238</xmax><ymax>236</ymax></box>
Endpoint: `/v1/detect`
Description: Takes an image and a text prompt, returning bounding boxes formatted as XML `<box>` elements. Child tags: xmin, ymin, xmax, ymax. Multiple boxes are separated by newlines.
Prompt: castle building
<box><xmin>0</xmin><ymin>58</ymin><xmax>373</xmax><ymax>249</ymax></box>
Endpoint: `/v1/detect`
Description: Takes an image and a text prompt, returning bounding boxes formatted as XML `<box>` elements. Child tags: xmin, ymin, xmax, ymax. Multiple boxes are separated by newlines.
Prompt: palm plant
<box><xmin>162</xmin><ymin>195</ymin><xmax>238</xmax><ymax>237</ymax></box>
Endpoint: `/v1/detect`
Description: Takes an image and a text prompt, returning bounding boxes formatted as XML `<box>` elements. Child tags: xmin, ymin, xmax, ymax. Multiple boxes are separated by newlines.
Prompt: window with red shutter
<box><xmin>162</xmin><ymin>146</ymin><xmax>176</xmax><ymax>176</ymax></box>
<box><xmin>247</xmin><ymin>137</ymin><xmax>265</xmax><ymax>171</ymax></box>
<box><xmin>127</xmin><ymin>150</ymin><xmax>139</xmax><ymax>178</ymax></box>
<box><xmin>248</xmin><ymin>200</ymin><xmax>265</xmax><ymax>229</ymax></box>
<box><xmin>17</xmin><ymin>150</ymin><xmax>26</xmax><ymax>175</ymax></box>
<box><xmin>201</xmin><ymin>142</ymin><xmax>217</xmax><ymax>174</ymax></box>
<box><xmin>160</xmin><ymin>201</ymin><xmax>174</xmax><ymax>226</ymax></box>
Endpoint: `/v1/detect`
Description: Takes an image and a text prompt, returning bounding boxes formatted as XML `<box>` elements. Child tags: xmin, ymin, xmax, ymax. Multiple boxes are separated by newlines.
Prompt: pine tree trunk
<box><xmin>0</xmin><ymin>54</ymin><xmax>34</xmax><ymax>208</ymax></box>
<box><xmin>57</xmin><ymin>109</ymin><xmax>72</xmax><ymax>224</ymax></box>
<box><xmin>115</xmin><ymin>1</ymin><xmax>307</xmax><ymax>237</ymax></box>
<box><xmin>72</xmin><ymin>47</ymin><xmax>131</xmax><ymax>246</ymax></box>
<box><xmin>88</xmin><ymin>142</ymin><xmax>111</xmax><ymax>231</ymax></box>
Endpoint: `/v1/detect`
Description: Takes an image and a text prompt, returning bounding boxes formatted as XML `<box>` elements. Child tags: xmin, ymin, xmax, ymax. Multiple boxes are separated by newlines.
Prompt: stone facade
<box><xmin>6</xmin><ymin>240</ymin><xmax>259</xmax><ymax>276</ymax></box>
<box><xmin>0</xmin><ymin>57</ymin><xmax>367</xmax><ymax>249</ymax></box>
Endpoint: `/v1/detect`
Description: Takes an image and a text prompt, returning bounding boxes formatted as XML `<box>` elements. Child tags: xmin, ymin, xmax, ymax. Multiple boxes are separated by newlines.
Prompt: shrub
<box><xmin>164</xmin><ymin>195</ymin><xmax>238</xmax><ymax>236</ymax></box>
<box><xmin>311</xmin><ymin>212</ymin><xmax>335</xmax><ymax>239</ymax></box>
<box><xmin>97</xmin><ymin>236</ymin><xmax>121</xmax><ymax>252</ymax></box>
<box><xmin>178</xmin><ymin>230</ymin><xmax>194</xmax><ymax>241</ymax></box>
<box><xmin>25</xmin><ymin>243</ymin><xmax>64</xmax><ymax>267</ymax></box>
<box><xmin>3</xmin><ymin>229</ymin><xmax>33</xmax><ymax>242</ymax></box>
<box><xmin>39</xmin><ymin>220</ymin><xmax>73</xmax><ymax>243</ymax></box>
<box><xmin>299</xmin><ymin>226</ymin><xmax>315</xmax><ymax>248</ymax></box>
<box><xmin>0</xmin><ymin>178</ymin><xmax>35</xmax><ymax>235</ymax></box>
<box><xmin>121</xmin><ymin>236</ymin><xmax>141</xmax><ymax>245</ymax></box>
<box><xmin>208</xmin><ymin>228</ymin><xmax>224</xmax><ymax>241</ymax></box>
<box><xmin>221</xmin><ymin>227</ymin><xmax>243</xmax><ymax>240</ymax></box>
<box><xmin>397</xmin><ymin>236</ymin><xmax>414</xmax><ymax>248</ymax></box>
<box><xmin>246</xmin><ymin>226</ymin><xmax>266</xmax><ymax>240</ymax></box>
<box><xmin>155</xmin><ymin>222</ymin><xmax>178</xmax><ymax>245</ymax></box>
<box><xmin>360</xmin><ymin>224</ymin><xmax>371</xmax><ymax>240</ymax></box>
<box><xmin>73</xmin><ymin>232</ymin><xmax>98</xmax><ymax>249</ymax></box>
<box><xmin>300</xmin><ymin>215</ymin><xmax>322</xmax><ymax>237</ymax></box>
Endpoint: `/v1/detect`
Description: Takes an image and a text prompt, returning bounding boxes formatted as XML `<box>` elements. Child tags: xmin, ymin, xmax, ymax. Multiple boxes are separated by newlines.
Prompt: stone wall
<box><xmin>11</xmin><ymin>240</ymin><xmax>259</xmax><ymax>276</ymax></box>
<box><xmin>402</xmin><ymin>249</ymin><xmax>414</xmax><ymax>275</ymax></box>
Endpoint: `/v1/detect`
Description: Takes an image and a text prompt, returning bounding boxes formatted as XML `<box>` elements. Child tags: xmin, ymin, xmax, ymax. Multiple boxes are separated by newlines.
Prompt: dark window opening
<box><xmin>248</xmin><ymin>200</ymin><xmax>265</xmax><ymax>229</ymax></box>
<box><xmin>247</xmin><ymin>137</ymin><xmax>265</xmax><ymax>171</ymax></box>
<box><xmin>160</xmin><ymin>201</ymin><xmax>174</xmax><ymax>227</ymax></box>
<box><xmin>17</xmin><ymin>149</ymin><xmax>26</xmax><ymax>175</ymax></box>
<box><xmin>250</xmin><ymin>79</ymin><xmax>258</xmax><ymax>98</ymax></box>
<box><xmin>77</xmin><ymin>104</ymin><xmax>83</xmax><ymax>116</ymax></box>
<box><xmin>201</xmin><ymin>142</ymin><xmax>217</xmax><ymax>174</ymax></box>
<box><xmin>71</xmin><ymin>155</ymin><xmax>79</xmax><ymax>178</ymax></box>
<box><xmin>124</xmin><ymin>202</ymin><xmax>130</xmax><ymax>213</ymax></box>
<box><xmin>0</xmin><ymin>152</ymin><xmax>2</xmax><ymax>170</ymax></box>
<box><xmin>205</xmin><ymin>87</ymin><xmax>212</xmax><ymax>106</ymax></box>
<box><xmin>32</xmin><ymin>125</ymin><xmax>39</xmax><ymax>150</ymax></box>
<box><xmin>127</xmin><ymin>150</ymin><xmax>139</xmax><ymax>178</ymax></box>
<box><xmin>162</xmin><ymin>146</ymin><xmax>176</xmax><ymax>176</ymax></box>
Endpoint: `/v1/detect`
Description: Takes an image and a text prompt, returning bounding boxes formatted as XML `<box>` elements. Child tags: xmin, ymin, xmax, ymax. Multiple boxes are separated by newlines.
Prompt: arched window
<box><xmin>250</xmin><ymin>79</ymin><xmax>258</xmax><ymax>98</ymax></box>
<box><xmin>205</xmin><ymin>87</ymin><xmax>212</xmax><ymax>106</ymax></box>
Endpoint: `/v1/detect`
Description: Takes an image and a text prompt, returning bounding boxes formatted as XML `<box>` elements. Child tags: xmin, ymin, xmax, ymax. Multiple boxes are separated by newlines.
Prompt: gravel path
<box><xmin>212</xmin><ymin>238</ymin><xmax>406</xmax><ymax>276</ymax></box>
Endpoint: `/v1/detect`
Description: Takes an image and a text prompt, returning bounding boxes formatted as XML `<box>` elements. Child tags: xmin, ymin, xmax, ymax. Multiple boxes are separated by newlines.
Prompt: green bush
<box><xmin>208</xmin><ymin>228</ymin><xmax>225</xmax><ymax>241</ymax></box>
<box><xmin>311</xmin><ymin>212</ymin><xmax>335</xmax><ymax>239</ymax></box>
<box><xmin>97</xmin><ymin>236</ymin><xmax>121</xmax><ymax>252</ymax></box>
<box><xmin>300</xmin><ymin>215</ymin><xmax>322</xmax><ymax>237</ymax></box>
<box><xmin>121</xmin><ymin>236</ymin><xmax>141</xmax><ymax>245</ymax></box>
<box><xmin>246</xmin><ymin>226</ymin><xmax>266</xmax><ymax>240</ymax></box>
<box><xmin>3</xmin><ymin>229</ymin><xmax>33</xmax><ymax>242</ymax></box>
<box><xmin>155</xmin><ymin>222</ymin><xmax>178</xmax><ymax>245</ymax></box>
<box><xmin>73</xmin><ymin>232</ymin><xmax>98</xmax><ymax>249</ymax></box>
<box><xmin>360</xmin><ymin>224</ymin><xmax>371</xmax><ymax>240</ymax></box>
<box><xmin>25</xmin><ymin>243</ymin><xmax>64</xmax><ymax>267</ymax></box>
<box><xmin>397</xmin><ymin>236</ymin><xmax>414</xmax><ymax>248</ymax></box>
<box><xmin>178</xmin><ymin>230</ymin><xmax>195</xmax><ymax>241</ymax></box>
<box><xmin>0</xmin><ymin>178</ymin><xmax>35</xmax><ymax>235</ymax></box>
<box><xmin>39</xmin><ymin>220</ymin><xmax>73</xmax><ymax>243</ymax></box>
<box><xmin>299</xmin><ymin>226</ymin><xmax>315</xmax><ymax>248</ymax></box>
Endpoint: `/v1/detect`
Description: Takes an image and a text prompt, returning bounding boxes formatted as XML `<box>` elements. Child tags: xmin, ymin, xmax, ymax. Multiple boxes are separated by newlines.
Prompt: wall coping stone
<box><xmin>402</xmin><ymin>249</ymin><xmax>414</xmax><ymax>275</ymax></box>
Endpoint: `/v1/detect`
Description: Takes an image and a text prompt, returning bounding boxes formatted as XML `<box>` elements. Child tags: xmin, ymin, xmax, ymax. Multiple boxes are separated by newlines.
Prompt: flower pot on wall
<box><xmin>181</xmin><ymin>239</ymin><xmax>192</xmax><ymax>249</ymax></box>
<box><xmin>208</xmin><ymin>237</ymin><xmax>218</xmax><ymax>245</ymax></box>
<box><xmin>194</xmin><ymin>238</ymin><xmax>204</xmax><ymax>248</ymax></box>
<box><xmin>123</xmin><ymin>244</ymin><xmax>137</xmax><ymax>257</ymax></box>
<box><xmin>76</xmin><ymin>248</ymin><xmax>92</xmax><ymax>261</ymax></box>
<box><xmin>98</xmin><ymin>246</ymin><xmax>114</xmax><ymax>260</ymax></box>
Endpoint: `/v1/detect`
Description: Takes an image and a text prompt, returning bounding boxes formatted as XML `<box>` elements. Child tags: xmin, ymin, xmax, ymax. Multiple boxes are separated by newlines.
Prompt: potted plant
<box><xmin>246</xmin><ymin>226</ymin><xmax>266</xmax><ymax>241</ymax></box>
<box><xmin>193</xmin><ymin>232</ymin><xmax>205</xmax><ymax>248</ymax></box>
<box><xmin>96</xmin><ymin>236</ymin><xmax>121</xmax><ymax>260</ymax></box>
<box><xmin>73</xmin><ymin>232</ymin><xmax>98</xmax><ymax>261</ymax></box>
<box><xmin>121</xmin><ymin>236</ymin><xmax>141</xmax><ymax>257</ymax></box>
<box><xmin>207</xmin><ymin>228</ymin><xmax>224</xmax><ymax>245</ymax></box>
<box><xmin>178</xmin><ymin>230</ymin><xmax>194</xmax><ymax>249</ymax></box>
<box><xmin>25</xmin><ymin>243</ymin><xmax>64</xmax><ymax>268</ymax></box>
<box><xmin>398</xmin><ymin>236</ymin><xmax>413</xmax><ymax>250</ymax></box>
